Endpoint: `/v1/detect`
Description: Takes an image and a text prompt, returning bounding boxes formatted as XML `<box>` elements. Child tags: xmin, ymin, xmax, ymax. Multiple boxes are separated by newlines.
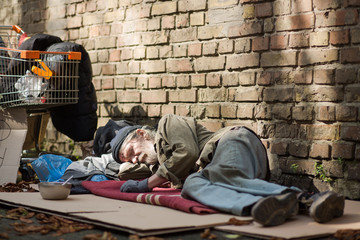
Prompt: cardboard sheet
<box><xmin>0</xmin><ymin>192</ymin><xmax>237</xmax><ymax>236</ymax></box>
<box><xmin>0</xmin><ymin>108</ymin><xmax>27</xmax><ymax>184</ymax></box>
<box><xmin>216</xmin><ymin>200</ymin><xmax>360</xmax><ymax>240</ymax></box>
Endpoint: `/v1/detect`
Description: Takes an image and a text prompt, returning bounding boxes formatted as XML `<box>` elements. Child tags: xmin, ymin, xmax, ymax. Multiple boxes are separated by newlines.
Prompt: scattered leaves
<box><xmin>227</xmin><ymin>217</ymin><xmax>252</xmax><ymax>226</ymax></box>
<box><xmin>334</xmin><ymin>229</ymin><xmax>360</xmax><ymax>240</ymax></box>
<box><xmin>0</xmin><ymin>207</ymin><xmax>93</xmax><ymax>237</ymax></box>
<box><xmin>83</xmin><ymin>231</ymin><xmax>117</xmax><ymax>240</ymax></box>
<box><xmin>0</xmin><ymin>232</ymin><xmax>9</xmax><ymax>239</ymax></box>
<box><xmin>200</xmin><ymin>228</ymin><xmax>216</xmax><ymax>239</ymax></box>
<box><xmin>128</xmin><ymin>235</ymin><xmax>164</xmax><ymax>240</ymax></box>
<box><xmin>0</xmin><ymin>181</ymin><xmax>37</xmax><ymax>192</ymax></box>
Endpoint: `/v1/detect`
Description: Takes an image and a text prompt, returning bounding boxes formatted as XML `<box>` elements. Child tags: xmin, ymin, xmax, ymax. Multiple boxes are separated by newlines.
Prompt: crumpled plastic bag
<box><xmin>14</xmin><ymin>70</ymin><xmax>48</xmax><ymax>100</ymax></box>
<box><xmin>31</xmin><ymin>154</ymin><xmax>72</xmax><ymax>182</ymax></box>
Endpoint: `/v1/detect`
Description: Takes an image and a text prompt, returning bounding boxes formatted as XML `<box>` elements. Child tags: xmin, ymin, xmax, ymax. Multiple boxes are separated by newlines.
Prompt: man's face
<box><xmin>119</xmin><ymin>138</ymin><xmax>158</xmax><ymax>165</ymax></box>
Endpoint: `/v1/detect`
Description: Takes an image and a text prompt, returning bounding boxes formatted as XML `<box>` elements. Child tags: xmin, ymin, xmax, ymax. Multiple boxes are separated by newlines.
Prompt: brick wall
<box><xmin>1</xmin><ymin>0</ymin><xmax>360</xmax><ymax>199</ymax></box>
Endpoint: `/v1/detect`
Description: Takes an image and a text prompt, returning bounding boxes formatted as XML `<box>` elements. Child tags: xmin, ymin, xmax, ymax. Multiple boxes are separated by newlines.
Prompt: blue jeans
<box><xmin>181</xmin><ymin>127</ymin><xmax>300</xmax><ymax>216</ymax></box>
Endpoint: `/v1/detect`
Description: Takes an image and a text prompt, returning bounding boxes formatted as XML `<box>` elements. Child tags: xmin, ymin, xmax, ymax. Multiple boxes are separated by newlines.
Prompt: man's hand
<box><xmin>120</xmin><ymin>179</ymin><xmax>151</xmax><ymax>193</ymax></box>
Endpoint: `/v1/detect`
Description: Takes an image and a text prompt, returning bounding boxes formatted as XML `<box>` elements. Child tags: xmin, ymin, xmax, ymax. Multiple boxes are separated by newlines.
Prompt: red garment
<box><xmin>81</xmin><ymin>180</ymin><xmax>218</xmax><ymax>214</ymax></box>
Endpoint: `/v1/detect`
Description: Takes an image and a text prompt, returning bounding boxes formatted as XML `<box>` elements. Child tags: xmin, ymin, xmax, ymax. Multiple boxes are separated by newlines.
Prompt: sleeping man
<box><xmin>110</xmin><ymin>114</ymin><xmax>345</xmax><ymax>226</ymax></box>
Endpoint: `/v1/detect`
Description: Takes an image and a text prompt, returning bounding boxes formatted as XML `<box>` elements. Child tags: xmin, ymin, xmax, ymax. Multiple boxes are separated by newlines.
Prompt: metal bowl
<box><xmin>38</xmin><ymin>182</ymin><xmax>72</xmax><ymax>200</ymax></box>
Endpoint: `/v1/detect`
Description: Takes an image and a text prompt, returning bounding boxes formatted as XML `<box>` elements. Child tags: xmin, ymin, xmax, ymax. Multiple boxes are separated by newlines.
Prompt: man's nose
<box><xmin>131</xmin><ymin>156</ymin><xmax>138</xmax><ymax>164</ymax></box>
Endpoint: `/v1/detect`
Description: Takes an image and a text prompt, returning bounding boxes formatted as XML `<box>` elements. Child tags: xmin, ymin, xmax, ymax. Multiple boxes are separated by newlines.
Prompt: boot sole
<box><xmin>251</xmin><ymin>192</ymin><xmax>299</xmax><ymax>226</ymax></box>
<box><xmin>310</xmin><ymin>191</ymin><xmax>345</xmax><ymax>223</ymax></box>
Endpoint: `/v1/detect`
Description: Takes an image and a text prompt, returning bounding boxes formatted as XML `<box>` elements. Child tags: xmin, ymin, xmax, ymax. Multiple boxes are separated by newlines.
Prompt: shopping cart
<box><xmin>0</xmin><ymin>25</ymin><xmax>81</xmax><ymax>180</ymax></box>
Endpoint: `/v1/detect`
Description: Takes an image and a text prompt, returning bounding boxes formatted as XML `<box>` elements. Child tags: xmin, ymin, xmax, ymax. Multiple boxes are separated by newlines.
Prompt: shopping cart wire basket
<box><xmin>0</xmin><ymin>25</ymin><xmax>81</xmax><ymax>109</ymax></box>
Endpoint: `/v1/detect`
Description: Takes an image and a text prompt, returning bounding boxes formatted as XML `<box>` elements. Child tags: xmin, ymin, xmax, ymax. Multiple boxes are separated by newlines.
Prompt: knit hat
<box><xmin>110</xmin><ymin>125</ymin><xmax>142</xmax><ymax>163</ymax></box>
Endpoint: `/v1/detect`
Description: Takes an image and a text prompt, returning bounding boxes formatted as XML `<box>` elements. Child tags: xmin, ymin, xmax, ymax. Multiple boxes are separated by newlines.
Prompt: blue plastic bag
<box><xmin>31</xmin><ymin>154</ymin><xmax>72</xmax><ymax>182</ymax></box>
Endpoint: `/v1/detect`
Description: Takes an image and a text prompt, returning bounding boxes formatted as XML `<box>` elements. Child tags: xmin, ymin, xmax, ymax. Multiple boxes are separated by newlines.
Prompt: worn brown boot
<box><xmin>251</xmin><ymin>192</ymin><xmax>299</xmax><ymax>226</ymax></box>
<box><xmin>309</xmin><ymin>191</ymin><xmax>345</xmax><ymax>223</ymax></box>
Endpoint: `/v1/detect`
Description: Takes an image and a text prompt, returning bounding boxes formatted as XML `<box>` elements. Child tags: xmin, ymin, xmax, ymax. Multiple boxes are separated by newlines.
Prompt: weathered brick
<box><xmin>178</xmin><ymin>0</ymin><xmax>206</xmax><ymax>11</ymax></box>
<box><xmin>168</xmin><ymin>44</ymin><xmax>185</xmax><ymax>59</ymax></box>
<box><xmin>148</xmin><ymin>18</ymin><xmax>161</xmax><ymax>31</ymax></box>
<box><xmin>162</xmin><ymin>15</ymin><xmax>175</xmax><ymax>29</ymax></box>
<box><xmin>190</xmin><ymin>12</ymin><xmax>204</xmax><ymax>26</ymax></box>
<box><xmin>316</xmin><ymin>9</ymin><xmax>359</xmax><ymax>27</ymax></box>
<box><xmin>340</xmin><ymin>48</ymin><xmax>360</xmax><ymax>63</ymax></box>
<box><xmin>234</xmin><ymin>87</ymin><xmax>263</xmax><ymax>102</ymax></box>
<box><xmin>116</xmin><ymin>90</ymin><xmax>141</xmax><ymax>103</ymax></box>
<box><xmin>169</xmin><ymin>28</ymin><xmax>197</xmax><ymax>43</ymax></box>
<box><xmin>289</xmin><ymin>141</ymin><xmax>309</xmax><ymax>158</ymax></box>
<box><xmin>255</xmin><ymin>2</ymin><xmax>273</xmax><ymax>18</ymax></box>
<box><xmin>292</xmin><ymin>0</ymin><xmax>312</xmax><ymax>13</ymax></box>
<box><xmin>206</xmin><ymin>104</ymin><xmax>221</xmax><ymax>118</ymax></box>
<box><xmin>309</xmin><ymin>31</ymin><xmax>329</xmax><ymax>46</ymax></box>
<box><xmin>233</xmin><ymin>39</ymin><xmax>250</xmax><ymax>53</ymax></box>
<box><xmin>118</xmin><ymin>33</ymin><xmax>141</xmax><ymax>47</ymax></box>
<box><xmin>147</xmin><ymin>105</ymin><xmax>161</xmax><ymax>117</ymax></box>
<box><xmin>330</xmin><ymin>30</ymin><xmax>350</xmax><ymax>45</ymax></box>
<box><xmin>289</xmin><ymin>33</ymin><xmax>309</xmax><ymax>48</ymax></box>
<box><xmin>276</xmin><ymin>13</ymin><xmax>314</xmax><ymax>31</ymax></box>
<box><xmin>227</xmin><ymin>53</ymin><xmax>259</xmax><ymax>70</ymax></box>
<box><xmin>198</xmin><ymin>88</ymin><xmax>226</xmax><ymax>102</ymax></box>
<box><xmin>176</xmin><ymin>75</ymin><xmax>191</xmax><ymax>88</ymax></box>
<box><xmin>313</xmin><ymin>0</ymin><xmax>341</xmax><ymax>10</ymax></box>
<box><xmin>271</xmin><ymin>104</ymin><xmax>292</xmax><ymax>120</ymax></box>
<box><xmin>102</xmin><ymin>64</ymin><xmax>116</xmax><ymax>75</ymax></box>
<box><xmin>208</xmin><ymin>0</ymin><xmax>238</xmax><ymax>9</ymax></box>
<box><xmin>239</xmin><ymin>72</ymin><xmax>256</xmax><ymax>86</ymax></box>
<box><xmin>314</xmin><ymin>69</ymin><xmax>334</xmax><ymax>85</ymax></box>
<box><xmin>270</xmin><ymin>141</ymin><xmax>288</xmax><ymax>155</ymax></box>
<box><xmin>162</xmin><ymin>105</ymin><xmax>175</xmax><ymax>115</ymax></box>
<box><xmin>203</xmin><ymin>42</ymin><xmax>217</xmax><ymax>55</ymax></box>
<box><xmin>264</xmin><ymin>87</ymin><xmax>294</xmax><ymax>102</ymax></box>
<box><xmin>96</xmin><ymin>90</ymin><xmax>116</xmax><ymax>103</ymax></box>
<box><xmin>188</xmin><ymin>43</ymin><xmax>202</xmax><ymax>56</ymax></box>
<box><xmin>133</xmin><ymin>47</ymin><xmax>146</xmax><ymax>60</ymax></box>
<box><xmin>323</xmin><ymin>160</ymin><xmax>344</xmax><ymax>177</ymax></box>
<box><xmin>275</xmin><ymin>123</ymin><xmax>298</xmax><ymax>138</ymax></box>
<box><xmin>335</xmin><ymin>68</ymin><xmax>357</xmax><ymax>84</ymax></box>
<box><xmin>344</xmin><ymin>86</ymin><xmax>360</xmax><ymax>102</ymax></box>
<box><xmin>261</xmin><ymin>51</ymin><xmax>297</xmax><ymax>67</ymax></box>
<box><xmin>206</xmin><ymin>73</ymin><xmax>221</xmax><ymax>87</ymax></box>
<box><xmin>129</xmin><ymin>62</ymin><xmax>140</xmax><ymax>74</ymax></box>
<box><xmin>296</xmin><ymin>86</ymin><xmax>343</xmax><ymax>102</ymax></box>
<box><xmin>294</xmin><ymin>70</ymin><xmax>312</xmax><ymax>85</ymax></box>
<box><xmin>298</xmin><ymin>49</ymin><xmax>338</xmax><ymax>66</ymax></box>
<box><xmin>228</xmin><ymin>21</ymin><xmax>262</xmax><ymax>37</ymax></box>
<box><xmin>221</xmin><ymin>104</ymin><xmax>237</xmax><ymax>118</ymax></box>
<box><xmin>67</xmin><ymin>16</ymin><xmax>82</xmax><ymax>28</ymax></box>
<box><xmin>274</xmin><ymin>0</ymin><xmax>291</xmax><ymax>15</ymax></box>
<box><xmin>141</xmin><ymin>60</ymin><xmax>165</xmax><ymax>73</ymax></box>
<box><xmin>166</xmin><ymin>59</ymin><xmax>193</xmax><ymax>73</ymax></box>
<box><xmin>198</xmin><ymin>26</ymin><xmax>224</xmax><ymax>40</ymax></box>
<box><xmin>218</xmin><ymin>40</ymin><xmax>234</xmax><ymax>54</ymax></box>
<box><xmin>169</xmin><ymin>89</ymin><xmax>196</xmax><ymax>102</ymax></box>
<box><xmin>257</xmin><ymin>72</ymin><xmax>273</xmax><ymax>86</ymax></box>
<box><xmin>310</xmin><ymin>143</ymin><xmax>331</xmax><ymax>159</ymax></box>
<box><xmin>195</xmin><ymin>56</ymin><xmax>226</xmax><ymax>71</ymax></box>
<box><xmin>237</xmin><ymin>104</ymin><xmax>254</xmax><ymax>119</ymax></box>
<box><xmin>121</xmin><ymin>48</ymin><xmax>133</xmax><ymax>60</ymax></box>
<box><xmin>306</xmin><ymin>124</ymin><xmax>340</xmax><ymax>141</ymax></box>
<box><xmin>149</xmin><ymin>76</ymin><xmax>161</xmax><ymax>89</ymax></box>
<box><xmin>162</xmin><ymin>76</ymin><xmax>176</xmax><ymax>88</ymax></box>
<box><xmin>252</xmin><ymin>36</ymin><xmax>270</xmax><ymax>51</ymax></box>
<box><xmin>316</xmin><ymin>105</ymin><xmax>336</xmax><ymax>122</ymax></box>
<box><xmin>336</xmin><ymin>105</ymin><xmax>358</xmax><ymax>121</ymax></box>
<box><xmin>159</xmin><ymin>46</ymin><xmax>172</xmax><ymax>58</ymax></box>
<box><xmin>142</xmin><ymin>90</ymin><xmax>167</xmax><ymax>103</ymax></box>
<box><xmin>332</xmin><ymin>142</ymin><xmax>354</xmax><ymax>159</ymax></box>
<box><xmin>190</xmin><ymin>74</ymin><xmax>205</xmax><ymax>87</ymax></box>
<box><xmin>341</xmin><ymin>125</ymin><xmax>360</xmax><ymax>141</ymax></box>
<box><xmin>142</xmin><ymin>31</ymin><xmax>168</xmax><ymax>45</ymax></box>
<box><xmin>292</xmin><ymin>105</ymin><xmax>313</xmax><ymax>121</ymax></box>
<box><xmin>125</xmin><ymin>4</ymin><xmax>151</xmax><ymax>19</ymax></box>
<box><xmin>243</xmin><ymin>5</ymin><xmax>255</xmax><ymax>19</ymax></box>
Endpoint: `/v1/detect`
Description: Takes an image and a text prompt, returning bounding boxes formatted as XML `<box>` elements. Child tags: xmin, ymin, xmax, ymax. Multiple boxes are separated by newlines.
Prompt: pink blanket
<box><xmin>81</xmin><ymin>180</ymin><xmax>218</xmax><ymax>214</ymax></box>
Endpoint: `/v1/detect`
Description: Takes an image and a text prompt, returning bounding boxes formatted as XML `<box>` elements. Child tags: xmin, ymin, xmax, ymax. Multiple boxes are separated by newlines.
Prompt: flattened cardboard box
<box><xmin>0</xmin><ymin>108</ymin><xmax>27</xmax><ymax>184</ymax></box>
